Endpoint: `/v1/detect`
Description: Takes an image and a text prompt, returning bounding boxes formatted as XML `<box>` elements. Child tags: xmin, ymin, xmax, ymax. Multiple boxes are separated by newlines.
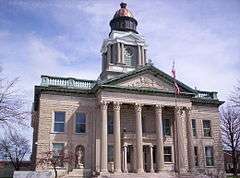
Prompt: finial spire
<box><xmin>120</xmin><ymin>2</ymin><xmax>127</xmax><ymax>8</ymax></box>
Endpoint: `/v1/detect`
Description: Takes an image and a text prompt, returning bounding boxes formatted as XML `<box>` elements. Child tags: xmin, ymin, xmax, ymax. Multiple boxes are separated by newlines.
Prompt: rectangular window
<box><xmin>194</xmin><ymin>146</ymin><xmax>199</xmax><ymax>166</ymax></box>
<box><xmin>205</xmin><ymin>146</ymin><xmax>214</xmax><ymax>166</ymax></box>
<box><xmin>75</xmin><ymin>113</ymin><xmax>86</xmax><ymax>133</ymax></box>
<box><xmin>163</xmin><ymin>119</ymin><xmax>171</xmax><ymax>136</ymax></box>
<box><xmin>108</xmin><ymin>145</ymin><xmax>114</xmax><ymax>162</ymax></box>
<box><xmin>108</xmin><ymin>115</ymin><xmax>113</xmax><ymax>134</ymax></box>
<box><xmin>127</xmin><ymin>145</ymin><xmax>133</xmax><ymax>163</ymax></box>
<box><xmin>52</xmin><ymin>143</ymin><xmax>64</xmax><ymax>167</ymax></box>
<box><xmin>153</xmin><ymin>145</ymin><xmax>157</xmax><ymax>164</ymax></box>
<box><xmin>164</xmin><ymin>146</ymin><xmax>172</xmax><ymax>162</ymax></box>
<box><xmin>203</xmin><ymin>120</ymin><xmax>212</xmax><ymax>137</ymax></box>
<box><xmin>54</xmin><ymin>112</ymin><xmax>65</xmax><ymax>133</ymax></box>
<box><xmin>192</xmin><ymin>119</ymin><xmax>197</xmax><ymax>137</ymax></box>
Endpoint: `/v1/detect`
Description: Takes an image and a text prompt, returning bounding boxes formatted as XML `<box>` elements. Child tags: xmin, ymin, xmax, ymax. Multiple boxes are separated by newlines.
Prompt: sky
<box><xmin>0</xmin><ymin>0</ymin><xmax>239</xmax><ymax>138</ymax></box>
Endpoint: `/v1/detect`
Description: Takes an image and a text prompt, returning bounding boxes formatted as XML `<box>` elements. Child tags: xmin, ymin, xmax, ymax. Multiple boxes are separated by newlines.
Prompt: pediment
<box><xmin>102</xmin><ymin>66</ymin><xmax>196</xmax><ymax>95</ymax></box>
<box><xmin>116</xmin><ymin>73</ymin><xmax>175</xmax><ymax>92</ymax></box>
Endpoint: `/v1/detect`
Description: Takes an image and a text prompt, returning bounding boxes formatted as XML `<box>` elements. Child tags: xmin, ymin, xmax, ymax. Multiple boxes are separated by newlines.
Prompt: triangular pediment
<box><xmin>102</xmin><ymin>66</ymin><xmax>196</xmax><ymax>94</ymax></box>
<box><xmin>117</xmin><ymin>73</ymin><xmax>175</xmax><ymax>92</ymax></box>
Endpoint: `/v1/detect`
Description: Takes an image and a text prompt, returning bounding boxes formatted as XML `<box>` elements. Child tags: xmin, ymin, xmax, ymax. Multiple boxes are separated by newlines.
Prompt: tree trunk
<box><xmin>54</xmin><ymin>167</ymin><xmax>57</xmax><ymax>178</ymax></box>
<box><xmin>232</xmin><ymin>149</ymin><xmax>237</xmax><ymax>177</ymax></box>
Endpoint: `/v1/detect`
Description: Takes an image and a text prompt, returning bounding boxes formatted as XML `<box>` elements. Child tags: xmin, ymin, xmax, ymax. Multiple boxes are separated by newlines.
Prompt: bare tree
<box><xmin>230</xmin><ymin>81</ymin><xmax>240</xmax><ymax>107</ymax></box>
<box><xmin>0</xmin><ymin>67</ymin><xmax>28</xmax><ymax>128</ymax></box>
<box><xmin>0</xmin><ymin>130</ymin><xmax>31</xmax><ymax>170</ymax></box>
<box><xmin>220</xmin><ymin>105</ymin><xmax>240</xmax><ymax>177</ymax></box>
<box><xmin>38</xmin><ymin>142</ymin><xmax>75</xmax><ymax>178</ymax></box>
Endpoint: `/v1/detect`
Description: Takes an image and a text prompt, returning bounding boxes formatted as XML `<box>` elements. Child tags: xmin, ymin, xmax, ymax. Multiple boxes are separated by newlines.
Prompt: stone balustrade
<box><xmin>41</xmin><ymin>75</ymin><xmax>96</xmax><ymax>89</ymax></box>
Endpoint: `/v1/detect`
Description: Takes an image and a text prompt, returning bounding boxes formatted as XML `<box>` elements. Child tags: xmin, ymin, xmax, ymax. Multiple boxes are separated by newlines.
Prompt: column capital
<box><xmin>185</xmin><ymin>106</ymin><xmax>192</xmax><ymax>112</ymax></box>
<box><xmin>134</xmin><ymin>103</ymin><xmax>143</xmax><ymax>112</ymax></box>
<box><xmin>100</xmin><ymin>101</ymin><xmax>109</xmax><ymax>109</ymax></box>
<box><xmin>155</xmin><ymin>104</ymin><xmax>163</xmax><ymax>111</ymax></box>
<box><xmin>113</xmin><ymin>102</ymin><xmax>121</xmax><ymax>111</ymax></box>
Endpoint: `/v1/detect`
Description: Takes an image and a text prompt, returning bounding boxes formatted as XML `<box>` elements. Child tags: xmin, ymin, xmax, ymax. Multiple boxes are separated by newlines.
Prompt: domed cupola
<box><xmin>110</xmin><ymin>3</ymin><xmax>138</xmax><ymax>33</ymax></box>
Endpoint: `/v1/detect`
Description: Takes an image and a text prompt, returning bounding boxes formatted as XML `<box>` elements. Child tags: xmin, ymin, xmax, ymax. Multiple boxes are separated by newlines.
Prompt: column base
<box><xmin>114</xmin><ymin>169</ymin><xmax>122</xmax><ymax>174</ymax></box>
<box><xmin>100</xmin><ymin>169</ymin><xmax>109</xmax><ymax>174</ymax></box>
<box><xmin>136</xmin><ymin>169</ymin><xmax>144</xmax><ymax>173</ymax></box>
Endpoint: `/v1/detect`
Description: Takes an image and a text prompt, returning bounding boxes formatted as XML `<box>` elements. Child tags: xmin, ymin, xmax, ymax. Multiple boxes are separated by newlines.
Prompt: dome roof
<box><xmin>113</xmin><ymin>2</ymin><xmax>134</xmax><ymax>19</ymax></box>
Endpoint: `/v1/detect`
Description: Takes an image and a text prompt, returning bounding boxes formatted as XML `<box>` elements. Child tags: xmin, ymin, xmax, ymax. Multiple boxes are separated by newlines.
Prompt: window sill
<box><xmin>164</xmin><ymin>162</ymin><xmax>173</xmax><ymax>164</ymax></box>
<box><xmin>75</xmin><ymin>132</ymin><xmax>87</xmax><ymax>135</ymax></box>
<box><xmin>205</xmin><ymin>165</ymin><xmax>216</xmax><ymax>168</ymax></box>
<box><xmin>50</xmin><ymin>132</ymin><xmax>65</xmax><ymax>134</ymax></box>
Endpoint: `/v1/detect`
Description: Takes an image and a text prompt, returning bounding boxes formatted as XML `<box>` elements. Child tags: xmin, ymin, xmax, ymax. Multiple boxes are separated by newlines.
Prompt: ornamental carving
<box><xmin>127</xmin><ymin>76</ymin><xmax>165</xmax><ymax>89</ymax></box>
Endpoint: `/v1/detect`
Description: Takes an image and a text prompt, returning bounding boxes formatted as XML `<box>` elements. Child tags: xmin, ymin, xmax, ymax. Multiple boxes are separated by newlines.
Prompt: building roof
<box><xmin>33</xmin><ymin>65</ymin><xmax>224</xmax><ymax>111</ymax></box>
<box><xmin>113</xmin><ymin>3</ymin><xmax>134</xmax><ymax>19</ymax></box>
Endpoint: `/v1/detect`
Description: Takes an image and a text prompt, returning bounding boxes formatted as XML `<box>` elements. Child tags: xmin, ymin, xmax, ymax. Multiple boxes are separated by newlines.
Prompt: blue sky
<box><xmin>0</xmin><ymin>0</ymin><xmax>240</xmax><ymax>137</ymax></box>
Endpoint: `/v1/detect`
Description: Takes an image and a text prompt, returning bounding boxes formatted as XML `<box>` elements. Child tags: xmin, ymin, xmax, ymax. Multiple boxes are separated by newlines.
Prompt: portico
<box><xmin>99</xmin><ymin>93</ymin><xmax>194</xmax><ymax>174</ymax></box>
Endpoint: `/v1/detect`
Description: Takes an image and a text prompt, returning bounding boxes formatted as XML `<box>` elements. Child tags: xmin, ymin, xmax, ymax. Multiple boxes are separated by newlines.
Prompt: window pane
<box><xmin>76</xmin><ymin>113</ymin><xmax>86</xmax><ymax>124</ymax></box>
<box><xmin>55</xmin><ymin>112</ymin><xmax>65</xmax><ymax>122</ymax></box>
<box><xmin>203</xmin><ymin>120</ymin><xmax>211</xmax><ymax>137</ymax></box>
<box><xmin>54</xmin><ymin>123</ymin><xmax>64</xmax><ymax>132</ymax></box>
<box><xmin>164</xmin><ymin>155</ymin><xmax>172</xmax><ymax>162</ymax></box>
<box><xmin>108</xmin><ymin>116</ymin><xmax>113</xmax><ymax>134</ymax></box>
<box><xmin>203</xmin><ymin>120</ymin><xmax>210</xmax><ymax>128</ymax></box>
<box><xmin>108</xmin><ymin>145</ymin><xmax>114</xmax><ymax>162</ymax></box>
<box><xmin>75</xmin><ymin>113</ymin><xmax>86</xmax><ymax>133</ymax></box>
<box><xmin>164</xmin><ymin>146</ymin><xmax>172</xmax><ymax>162</ymax></box>
<box><xmin>205</xmin><ymin>146</ymin><xmax>214</xmax><ymax>166</ymax></box>
<box><xmin>52</xmin><ymin>143</ymin><xmax>64</xmax><ymax>167</ymax></box>
<box><xmin>163</xmin><ymin>119</ymin><xmax>171</xmax><ymax>136</ymax></box>
<box><xmin>164</xmin><ymin>146</ymin><xmax>172</xmax><ymax>154</ymax></box>
<box><xmin>192</xmin><ymin>119</ymin><xmax>196</xmax><ymax>136</ymax></box>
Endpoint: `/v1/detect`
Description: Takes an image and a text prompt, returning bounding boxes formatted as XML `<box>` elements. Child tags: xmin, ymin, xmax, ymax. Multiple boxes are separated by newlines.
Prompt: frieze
<box><xmin>119</xmin><ymin>74</ymin><xmax>173</xmax><ymax>91</ymax></box>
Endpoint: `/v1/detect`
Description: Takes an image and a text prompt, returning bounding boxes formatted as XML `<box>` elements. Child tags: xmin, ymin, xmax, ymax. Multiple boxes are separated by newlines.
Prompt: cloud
<box><xmin>0</xmin><ymin>0</ymin><xmax>239</xmax><ymax>102</ymax></box>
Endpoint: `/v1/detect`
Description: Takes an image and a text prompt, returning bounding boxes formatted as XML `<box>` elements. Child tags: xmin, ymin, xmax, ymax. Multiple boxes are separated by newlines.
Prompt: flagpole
<box><xmin>172</xmin><ymin>60</ymin><xmax>180</xmax><ymax>175</ymax></box>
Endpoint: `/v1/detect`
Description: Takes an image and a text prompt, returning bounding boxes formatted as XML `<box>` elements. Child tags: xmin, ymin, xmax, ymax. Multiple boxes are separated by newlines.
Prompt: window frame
<box><xmin>52</xmin><ymin>142</ymin><xmax>65</xmax><ymax>167</ymax></box>
<box><xmin>163</xmin><ymin>118</ymin><xmax>171</xmax><ymax>136</ymax></box>
<box><xmin>107</xmin><ymin>114</ymin><xmax>114</xmax><ymax>135</ymax></box>
<box><xmin>52</xmin><ymin>111</ymin><xmax>65</xmax><ymax>133</ymax></box>
<box><xmin>163</xmin><ymin>146</ymin><xmax>173</xmax><ymax>163</ymax></box>
<box><xmin>204</xmin><ymin>146</ymin><xmax>215</xmax><ymax>167</ymax></box>
<box><xmin>203</xmin><ymin>120</ymin><xmax>212</xmax><ymax>137</ymax></box>
<box><xmin>192</xmin><ymin>119</ymin><xmax>197</xmax><ymax>137</ymax></box>
<box><xmin>107</xmin><ymin>145</ymin><xmax>114</xmax><ymax>162</ymax></box>
<box><xmin>75</xmin><ymin>112</ymin><xmax>87</xmax><ymax>134</ymax></box>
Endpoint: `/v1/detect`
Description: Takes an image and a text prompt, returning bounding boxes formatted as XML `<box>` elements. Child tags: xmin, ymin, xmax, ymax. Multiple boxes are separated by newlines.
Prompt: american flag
<box><xmin>171</xmin><ymin>61</ymin><xmax>180</xmax><ymax>95</ymax></box>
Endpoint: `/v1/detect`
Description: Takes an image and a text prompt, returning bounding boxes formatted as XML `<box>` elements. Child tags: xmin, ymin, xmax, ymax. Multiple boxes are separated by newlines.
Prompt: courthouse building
<box><xmin>32</xmin><ymin>3</ymin><xmax>225</xmax><ymax>178</ymax></box>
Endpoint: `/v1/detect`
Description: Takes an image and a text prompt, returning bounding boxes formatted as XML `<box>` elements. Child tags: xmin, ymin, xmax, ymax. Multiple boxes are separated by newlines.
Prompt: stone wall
<box><xmin>34</xmin><ymin>93</ymin><xmax>97</xmax><ymax>171</ymax></box>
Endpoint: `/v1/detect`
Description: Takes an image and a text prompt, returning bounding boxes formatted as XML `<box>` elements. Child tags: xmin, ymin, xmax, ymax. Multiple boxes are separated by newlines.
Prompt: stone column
<box><xmin>141</xmin><ymin>46</ymin><xmax>144</xmax><ymax>66</ymax></box>
<box><xmin>155</xmin><ymin>105</ymin><xmax>164</xmax><ymax>172</ymax></box>
<box><xmin>113</xmin><ymin>102</ymin><xmax>122</xmax><ymax>173</ymax></box>
<box><xmin>107</xmin><ymin>45</ymin><xmax>111</xmax><ymax>64</ymax></box>
<box><xmin>175</xmin><ymin>107</ymin><xmax>185</xmax><ymax>174</ymax></box>
<box><xmin>117</xmin><ymin>43</ymin><xmax>121</xmax><ymax>63</ymax></box>
<box><xmin>121</xmin><ymin>43</ymin><xmax>124</xmax><ymax>63</ymax></box>
<box><xmin>135</xmin><ymin>104</ymin><xmax>144</xmax><ymax>173</ymax></box>
<box><xmin>186</xmin><ymin>107</ymin><xmax>195</xmax><ymax>172</ymax></box>
<box><xmin>149</xmin><ymin>145</ymin><xmax>154</xmax><ymax>173</ymax></box>
<box><xmin>137</xmin><ymin>45</ymin><xmax>142</xmax><ymax>66</ymax></box>
<box><xmin>123</xmin><ymin>145</ymin><xmax>128</xmax><ymax>173</ymax></box>
<box><xmin>100</xmin><ymin>101</ymin><xmax>108</xmax><ymax>173</ymax></box>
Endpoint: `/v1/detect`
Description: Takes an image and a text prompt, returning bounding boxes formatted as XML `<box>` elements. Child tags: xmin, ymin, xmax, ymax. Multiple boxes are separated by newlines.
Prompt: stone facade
<box><xmin>31</xmin><ymin>3</ymin><xmax>225</xmax><ymax>178</ymax></box>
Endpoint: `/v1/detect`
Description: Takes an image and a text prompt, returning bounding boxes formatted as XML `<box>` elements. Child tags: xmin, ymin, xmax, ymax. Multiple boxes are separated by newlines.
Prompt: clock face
<box><xmin>124</xmin><ymin>47</ymin><xmax>133</xmax><ymax>57</ymax></box>
<box><xmin>124</xmin><ymin>45</ymin><xmax>137</xmax><ymax>66</ymax></box>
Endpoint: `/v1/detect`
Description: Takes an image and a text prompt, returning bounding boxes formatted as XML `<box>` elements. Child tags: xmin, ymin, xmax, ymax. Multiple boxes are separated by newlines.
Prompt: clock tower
<box><xmin>100</xmin><ymin>3</ymin><xmax>148</xmax><ymax>80</ymax></box>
